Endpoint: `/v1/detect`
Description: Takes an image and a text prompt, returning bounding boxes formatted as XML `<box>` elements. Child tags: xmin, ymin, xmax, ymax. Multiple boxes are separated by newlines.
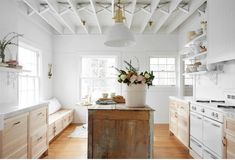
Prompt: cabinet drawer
<box><xmin>226</xmin><ymin>134</ymin><xmax>235</xmax><ymax>159</ymax></box>
<box><xmin>29</xmin><ymin>107</ymin><xmax>47</xmax><ymax>133</ymax></box>
<box><xmin>55</xmin><ymin>119</ymin><xmax>63</xmax><ymax>136</ymax></box>
<box><xmin>48</xmin><ymin>123</ymin><xmax>55</xmax><ymax>142</ymax></box>
<box><xmin>4</xmin><ymin>145</ymin><xmax>27</xmax><ymax>159</ymax></box>
<box><xmin>68</xmin><ymin>111</ymin><xmax>73</xmax><ymax>123</ymax></box>
<box><xmin>178</xmin><ymin>103</ymin><xmax>189</xmax><ymax>118</ymax></box>
<box><xmin>169</xmin><ymin>100</ymin><xmax>178</xmax><ymax>110</ymax></box>
<box><xmin>2</xmin><ymin>113</ymin><xmax>28</xmax><ymax>157</ymax></box>
<box><xmin>225</xmin><ymin>118</ymin><xmax>235</xmax><ymax>135</ymax></box>
<box><xmin>30</xmin><ymin>130</ymin><xmax>47</xmax><ymax>158</ymax></box>
<box><xmin>63</xmin><ymin>115</ymin><xmax>70</xmax><ymax>129</ymax></box>
<box><xmin>190</xmin><ymin>137</ymin><xmax>203</xmax><ymax>157</ymax></box>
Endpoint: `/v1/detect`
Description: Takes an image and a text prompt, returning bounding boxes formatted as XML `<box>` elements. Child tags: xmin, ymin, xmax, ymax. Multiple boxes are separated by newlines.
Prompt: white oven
<box><xmin>190</xmin><ymin>112</ymin><xmax>203</xmax><ymax>142</ymax></box>
<box><xmin>203</xmin><ymin>117</ymin><xmax>223</xmax><ymax>158</ymax></box>
<box><xmin>190</xmin><ymin>103</ymin><xmax>224</xmax><ymax>159</ymax></box>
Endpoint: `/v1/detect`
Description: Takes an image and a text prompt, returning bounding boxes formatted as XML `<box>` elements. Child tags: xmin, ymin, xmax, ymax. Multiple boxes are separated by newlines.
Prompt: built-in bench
<box><xmin>47</xmin><ymin>98</ymin><xmax>74</xmax><ymax>142</ymax></box>
<box><xmin>48</xmin><ymin>109</ymin><xmax>74</xmax><ymax>142</ymax></box>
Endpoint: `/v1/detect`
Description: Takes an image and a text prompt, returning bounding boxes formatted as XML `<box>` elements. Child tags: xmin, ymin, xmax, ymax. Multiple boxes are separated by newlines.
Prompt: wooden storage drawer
<box><xmin>55</xmin><ymin>119</ymin><xmax>63</xmax><ymax>136</ymax></box>
<box><xmin>225</xmin><ymin>118</ymin><xmax>235</xmax><ymax>135</ymax></box>
<box><xmin>48</xmin><ymin>123</ymin><xmax>55</xmax><ymax>142</ymax></box>
<box><xmin>5</xmin><ymin>145</ymin><xmax>27</xmax><ymax>159</ymax></box>
<box><xmin>29</xmin><ymin>107</ymin><xmax>47</xmax><ymax>134</ymax></box>
<box><xmin>226</xmin><ymin>134</ymin><xmax>235</xmax><ymax>158</ymax></box>
<box><xmin>63</xmin><ymin>114</ymin><xmax>70</xmax><ymax>129</ymax></box>
<box><xmin>2</xmin><ymin>113</ymin><xmax>28</xmax><ymax>158</ymax></box>
<box><xmin>169</xmin><ymin>100</ymin><xmax>178</xmax><ymax>110</ymax></box>
<box><xmin>29</xmin><ymin>129</ymin><xmax>47</xmax><ymax>159</ymax></box>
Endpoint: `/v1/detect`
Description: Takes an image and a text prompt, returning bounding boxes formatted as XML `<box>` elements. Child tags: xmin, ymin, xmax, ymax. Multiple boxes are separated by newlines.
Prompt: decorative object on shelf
<box><xmin>104</xmin><ymin>0</ymin><xmax>135</xmax><ymax>47</ymax></box>
<box><xmin>115</xmin><ymin>60</ymin><xmax>154</xmax><ymax>107</ymax></box>
<box><xmin>201</xmin><ymin>21</ymin><xmax>207</xmax><ymax>34</ymax></box>
<box><xmin>0</xmin><ymin>32</ymin><xmax>23</xmax><ymax>63</ymax></box>
<box><xmin>187</xmin><ymin>31</ymin><xmax>197</xmax><ymax>41</ymax></box>
<box><xmin>102</xmin><ymin>93</ymin><xmax>108</xmax><ymax>99</ymax></box>
<box><xmin>48</xmin><ymin>64</ymin><xmax>52</xmax><ymax>79</ymax></box>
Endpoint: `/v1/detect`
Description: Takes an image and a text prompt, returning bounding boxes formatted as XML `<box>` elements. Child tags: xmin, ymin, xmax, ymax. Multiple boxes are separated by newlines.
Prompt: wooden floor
<box><xmin>46</xmin><ymin>124</ymin><xmax>191</xmax><ymax>159</ymax></box>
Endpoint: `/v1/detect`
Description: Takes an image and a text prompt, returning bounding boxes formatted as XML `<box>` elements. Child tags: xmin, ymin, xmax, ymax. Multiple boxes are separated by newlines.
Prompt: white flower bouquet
<box><xmin>115</xmin><ymin>61</ymin><xmax>155</xmax><ymax>86</ymax></box>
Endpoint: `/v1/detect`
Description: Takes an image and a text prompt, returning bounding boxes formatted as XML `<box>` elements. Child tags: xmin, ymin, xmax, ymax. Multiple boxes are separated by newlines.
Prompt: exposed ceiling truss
<box><xmin>20</xmin><ymin>0</ymin><xmax>207</xmax><ymax>35</ymax></box>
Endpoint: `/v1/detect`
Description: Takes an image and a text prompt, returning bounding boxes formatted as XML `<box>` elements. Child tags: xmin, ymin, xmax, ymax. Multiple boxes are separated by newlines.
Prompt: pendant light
<box><xmin>104</xmin><ymin>0</ymin><xmax>136</xmax><ymax>47</ymax></box>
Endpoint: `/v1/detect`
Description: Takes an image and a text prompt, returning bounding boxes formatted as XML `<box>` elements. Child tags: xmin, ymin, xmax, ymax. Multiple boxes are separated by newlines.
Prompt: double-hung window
<box><xmin>150</xmin><ymin>57</ymin><xmax>176</xmax><ymax>86</ymax></box>
<box><xmin>18</xmin><ymin>45</ymin><xmax>40</xmax><ymax>105</ymax></box>
<box><xmin>80</xmin><ymin>56</ymin><xmax>118</xmax><ymax>101</ymax></box>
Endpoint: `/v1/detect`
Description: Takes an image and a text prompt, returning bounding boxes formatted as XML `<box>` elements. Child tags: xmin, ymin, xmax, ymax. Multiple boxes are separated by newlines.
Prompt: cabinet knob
<box><xmin>201</xmin><ymin>108</ymin><xmax>205</xmax><ymax>113</ymax></box>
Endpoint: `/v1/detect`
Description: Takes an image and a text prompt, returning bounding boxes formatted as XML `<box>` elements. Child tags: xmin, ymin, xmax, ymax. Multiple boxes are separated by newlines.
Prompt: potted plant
<box><xmin>115</xmin><ymin>60</ymin><xmax>155</xmax><ymax>107</ymax></box>
<box><xmin>0</xmin><ymin>32</ymin><xmax>23</xmax><ymax>63</ymax></box>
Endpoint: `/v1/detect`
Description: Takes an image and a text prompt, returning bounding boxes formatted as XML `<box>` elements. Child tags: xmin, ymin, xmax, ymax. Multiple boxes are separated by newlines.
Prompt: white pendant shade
<box><xmin>104</xmin><ymin>23</ymin><xmax>136</xmax><ymax>47</ymax></box>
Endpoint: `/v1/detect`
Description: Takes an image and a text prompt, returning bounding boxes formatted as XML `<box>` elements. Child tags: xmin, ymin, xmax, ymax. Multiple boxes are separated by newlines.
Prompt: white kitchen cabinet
<box><xmin>207</xmin><ymin>0</ymin><xmax>235</xmax><ymax>64</ymax></box>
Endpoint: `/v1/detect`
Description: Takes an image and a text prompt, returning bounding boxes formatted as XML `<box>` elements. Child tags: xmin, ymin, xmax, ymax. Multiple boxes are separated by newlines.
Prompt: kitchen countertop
<box><xmin>169</xmin><ymin>96</ymin><xmax>195</xmax><ymax>103</ymax></box>
<box><xmin>169</xmin><ymin>96</ymin><xmax>235</xmax><ymax>119</ymax></box>
<box><xmin>88</xmin><ymin>104</ymin><xmax>155</xmax><ymax>111</ymax></box>
<box><xmin>0</xmin><ymin>101</ymin><xmax>49</xmax><ymax>119</ymax></box>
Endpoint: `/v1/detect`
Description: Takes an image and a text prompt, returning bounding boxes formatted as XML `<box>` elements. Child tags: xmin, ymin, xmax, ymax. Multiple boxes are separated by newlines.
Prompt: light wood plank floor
<box><xmin>46</xmin><ymin>124</ymin><xmax>191</xmax><ymax>159</ymax></box>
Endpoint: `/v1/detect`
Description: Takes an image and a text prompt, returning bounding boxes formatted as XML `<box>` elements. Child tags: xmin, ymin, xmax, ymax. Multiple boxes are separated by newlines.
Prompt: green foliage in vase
<box><xmin>0</xmin><ymin>32</ymin><xmax>23</xmax><ymax>63</ymax></box>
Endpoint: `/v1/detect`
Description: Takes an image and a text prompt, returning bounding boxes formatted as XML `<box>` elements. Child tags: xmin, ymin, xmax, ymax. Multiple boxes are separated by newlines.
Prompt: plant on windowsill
<box><xmin>114</xmin><ymin>60</ymin><xmax>155</xmax><ymax>107</ymax></box>
<box><xmin>0</xmin><ymin>32</ymin><xmax>23</xmax><ymax>63</ymax></box>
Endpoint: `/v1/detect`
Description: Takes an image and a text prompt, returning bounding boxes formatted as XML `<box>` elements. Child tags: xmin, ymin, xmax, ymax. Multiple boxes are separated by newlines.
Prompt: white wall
<box><xmin>0</xmin><ymin>0</ymin><xmax>53</xmax><ymax>107</ymax></box>
<box><xmin>53</xmin><ymin>34</ymin><xmax>179</xmax><ymax>123</ymax></box>
<box><xmin>178</xmin><ymin>8</ymin><xmax>235</xmax><ymax>100</ymax></box>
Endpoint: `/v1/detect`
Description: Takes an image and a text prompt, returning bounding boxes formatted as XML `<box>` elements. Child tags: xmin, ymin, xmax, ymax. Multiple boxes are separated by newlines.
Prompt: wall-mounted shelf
<box><xmin>0</xmin><ymin>66</ymin><xmax>29</xmax><ymax>73</ymax></box>
<box><xmin>183</xmin><ymin>51</ymin><xmax>207</xmax><ymax>61</ymax></box>
<box><xmin>184</xmin><ymin>33</ymin><xmax>207</xmax><ymax>48</ymax></box>
<box><xmin>183</xmin><ymin>71</ymin><xmax>207</xmax><ymax>76</ymax></box>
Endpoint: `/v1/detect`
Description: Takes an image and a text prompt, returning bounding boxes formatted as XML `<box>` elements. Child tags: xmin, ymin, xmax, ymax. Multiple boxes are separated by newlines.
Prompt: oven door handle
<box><xmin>211</xmin><ymin>123</ymin><xmax>221</xmax><ymax>128</ymax></box>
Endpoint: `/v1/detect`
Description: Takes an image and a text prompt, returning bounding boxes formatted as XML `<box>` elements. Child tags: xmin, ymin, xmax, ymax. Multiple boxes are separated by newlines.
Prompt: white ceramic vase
<box><xmin>125</xmin><ymin>84</ymin><xmax>147</xmax><ymax>107</ymax></box>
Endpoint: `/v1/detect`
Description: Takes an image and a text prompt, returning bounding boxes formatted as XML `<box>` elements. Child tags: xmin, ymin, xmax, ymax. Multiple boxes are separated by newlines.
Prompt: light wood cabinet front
<box><xmin>29</xmin><ymin>107</ymin><xmax>47</xmax><ymax>134</ymax></box>
<box><xmin>0</xmin><ymin>113</ymin><xmax>28</xmax><ymax>158</ymax></box>
<box><xmin>169</xmin><ymin>98</ymin><xmax>189</xmax><ymax>148</ymax></box>
<box><xmin>225</xmin><ymin>118</ymin><xmax>235</xmax><ymax>159</ymax></box>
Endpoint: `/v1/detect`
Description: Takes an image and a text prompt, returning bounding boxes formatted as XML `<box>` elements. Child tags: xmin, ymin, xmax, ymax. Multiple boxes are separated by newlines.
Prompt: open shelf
<box><xmin>183</xmin><ymin>71</ymin><xmax>207</xmax><ymax>76</ymax></box>
<box><xmin>183</xmin><ymin>51</ymin><xmax>207</xmax><ymax>61</ymax></box>
<box><xmin>184</xmin><ymin>33</ymin><xmax>207</xmax><ymax>48</ymax></box>
<box><xmin>0</xmin><ymin>66</ymin><xmax>29</xmax><ymax>73</ymax></box>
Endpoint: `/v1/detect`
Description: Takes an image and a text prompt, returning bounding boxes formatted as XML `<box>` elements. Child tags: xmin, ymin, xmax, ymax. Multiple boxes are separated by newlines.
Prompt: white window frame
<box><xmin>79</xmin><ymin>55</ymin><xmax>119</xmax><ymax>101</ymax></box>
<box><xmin>149</xmin><ymin>55</ymin><xmax>177</xmax><ymax>87</ymax></box>
<box><xmin>18</xmin><ymin>42</ymin><xmax>41</xmax><ymax>105</ymax></box>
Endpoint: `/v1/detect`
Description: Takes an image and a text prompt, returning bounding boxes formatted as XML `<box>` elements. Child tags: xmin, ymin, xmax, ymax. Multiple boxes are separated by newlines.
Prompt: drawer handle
<box><xmin>37</xmin><ymin>112</ymin><xmax>43</xmax><ymax>116</ymax></box>
<box><xmin>37</xmin><ymin>136</ymin><xmax>43</xmax><ymax>141</ymax></box>
<box><xmin>211</xmin><ymin>123</ymin><xmax>220</xmax><ymax>128</ymax></box>
<box><xmin>222</xmin><ymin>137</ymin><xmax>227</xmax><ymax>146</ymax></box>
<box><xmin>191</xmin><ymin>139</ymin><xmax>202</xmax><ymax>147</ymax></box>
<box><xmin>13</xmin><ymin>121</ymin><xmax>21</xmax><ymax>126</ymax></box>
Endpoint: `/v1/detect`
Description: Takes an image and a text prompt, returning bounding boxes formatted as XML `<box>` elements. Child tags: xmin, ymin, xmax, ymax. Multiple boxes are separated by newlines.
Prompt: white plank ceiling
<box><xmin>19</xmin><ymin>0</ymin><xmax>207</xmax><ymax>34</ymax></box>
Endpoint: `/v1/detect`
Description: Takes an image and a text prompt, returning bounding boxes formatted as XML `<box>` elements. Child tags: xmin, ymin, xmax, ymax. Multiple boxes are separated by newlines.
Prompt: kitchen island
<box><xmin>87</xmin><ymin>104</ymin><xmax>154</xmax><ymax>159</ymax></box>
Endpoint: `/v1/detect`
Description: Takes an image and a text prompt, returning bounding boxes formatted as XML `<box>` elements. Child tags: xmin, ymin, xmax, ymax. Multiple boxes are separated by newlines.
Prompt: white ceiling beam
<box><xmin>153</xmin><ymin>0</ymin><xmax>183</xmax><ymax>33</ymax></box>
<box><xmin>45</xmin><ymin>0</ymin><xmax>76</xmax><ymax>34</ymax></box>
<box><xmin>89</xmin><ymin>0</ymin><xmax>102</xmax><ymax>34</ymax></box>
<box><xmin>178</xmin><ymin>6</ymin><xmax>189</xmax><ymax>13</ymax></box>
<box><xmin>67</xmin><ymin>0</ymin><xmax>88</xmax><ymax>34</ymax></box>
<box><xmin>23</xmin><ymin>0</ymin><xmax>64</xmax><ymax>34</ymax></box>
<box><xmin>139</xmin><ymin>0</ymin><xmax>160</xmax><ymax>34</ymax></box>
<box><xmin>141</xmin><ymin>8</ymin><xmax>151</xmax><ymax>15</ymax></box>
<box><xmin>128</xmin><ymin>0</ymin><xmax>137</xmax><ymax>28</ymax></box>
<box><xmin>166</xmin><ymin>0</ymin><xmax>206</xmax><ymax>33</ymax></box>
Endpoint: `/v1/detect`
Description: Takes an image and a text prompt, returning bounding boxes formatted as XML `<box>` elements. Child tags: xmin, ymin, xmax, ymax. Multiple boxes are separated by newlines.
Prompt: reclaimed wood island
<box><xmin>88</xmin><ymin>104</ymin><xmax>154</xmax><ymax>159</ymax></box>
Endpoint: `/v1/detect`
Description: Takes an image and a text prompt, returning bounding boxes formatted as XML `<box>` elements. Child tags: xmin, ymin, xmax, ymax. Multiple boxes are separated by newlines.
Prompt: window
<box><xmin>80</xmin><ymin>57</ymin><xmax>118</xmax><ymax>101</ymax></box>
<box><xmin>18</xmin><ymin>45</ymin><xmax>40</xmax><ymax>105</ymax></box>
<box><xmin>184</xmin><ymin>59</ymin><xmax>193</xmax><ymax>86</ymax></box>
<box><xmin>150</xmin><ymin>57</ymin><xmax>176</xmax><ymax>86</ymax></box>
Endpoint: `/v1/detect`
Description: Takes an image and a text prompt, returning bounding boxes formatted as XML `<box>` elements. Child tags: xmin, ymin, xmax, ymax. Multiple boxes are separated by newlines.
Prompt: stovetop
<box><xmin>195</xmin><ymin>99</ymin><xmax>235</xmax><ymax>109</ymax></box>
